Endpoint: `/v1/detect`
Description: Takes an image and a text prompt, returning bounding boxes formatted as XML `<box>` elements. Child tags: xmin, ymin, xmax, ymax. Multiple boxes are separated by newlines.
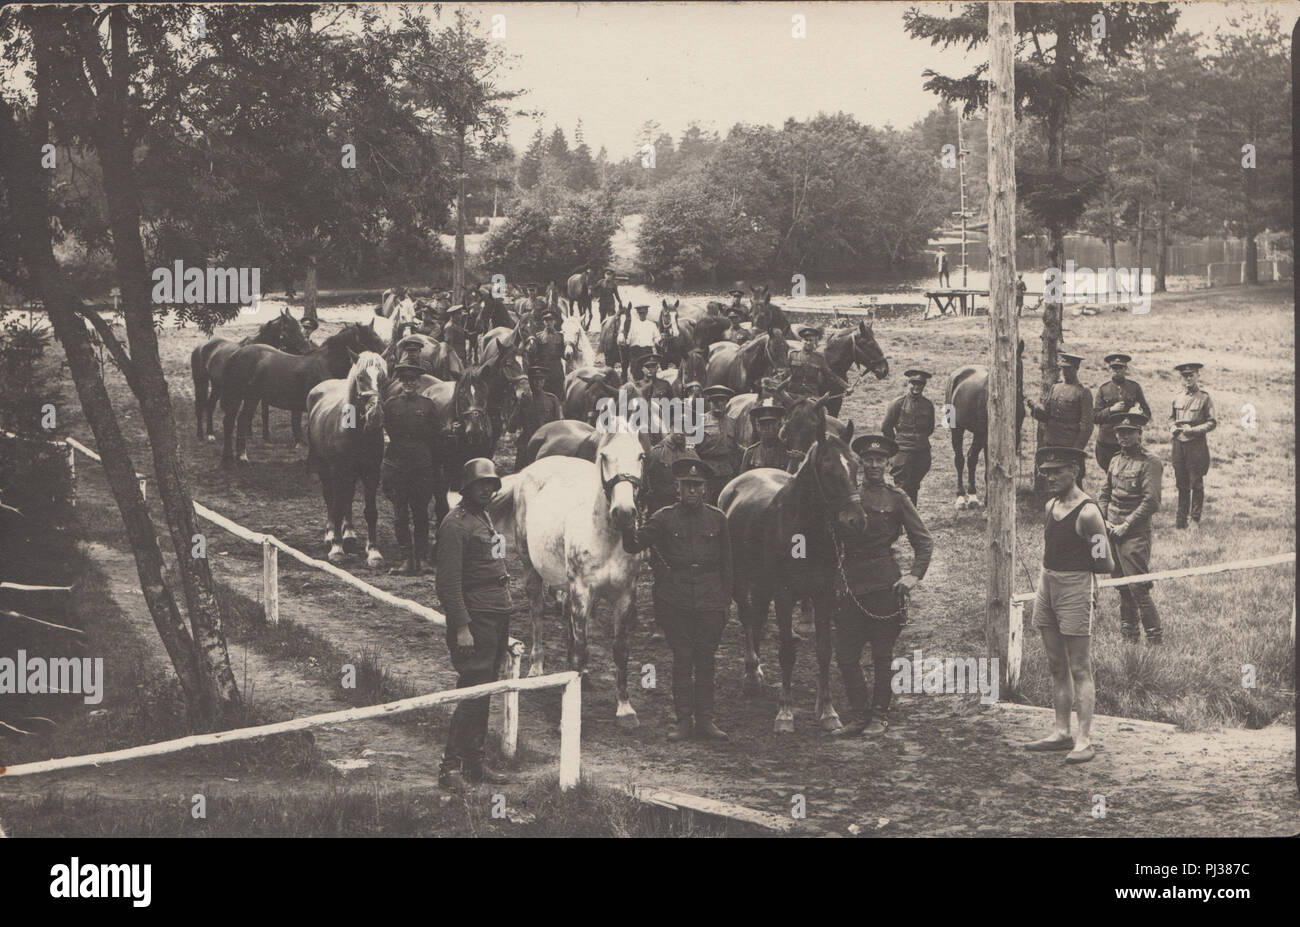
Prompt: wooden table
<box><xmin>925</xmin><ymin>289</ymin><xmax>989</xmax><ymax>317</ymax></box>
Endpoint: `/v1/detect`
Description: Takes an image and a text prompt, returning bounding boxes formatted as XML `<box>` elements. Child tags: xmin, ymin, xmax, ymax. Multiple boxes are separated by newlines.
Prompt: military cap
<box><xmin>1110</xmin><ymin>411</ymin><xmax>1148</xmax><ymax>430</ymax></box>
<box><xmin>635</xmin><ymin>353</ymin><xmax>664</xmax><ymax>371</ymax></box>
<box><xmin>672</xmin><ymin>457</ymin><xmax>713</xmax><ymax>481</ymax></box>
<box><xmin>634</xmin><ymin>303</ymin><xmax>651</xmax><ymax>312</ymax></box>
<box><xmin>1174</xmin><ymin>361</ymin><xmax>1203</xmax><ymax>373</ymax></box>
<box><xmin>1035</xmin><ymin>446</ymin><xmax>1087</xmax><ymax>470</ymax></box>
<box><xmin>904</xmin><ymin>368</ymin><xmax>933</xmax><ymax>382</ymax></box>
<box><xmin>748</xmin><ymin>397</ymin><xmax>785</xmax><ymax>422</ymax></box>
<box><xmin>795</xmin><ymin>324</ymin><xmax>824</xmax><ymax>339</ymax></box>
<box><xmin>703</xmin><ymin>384</ymin><xmax>735</xmax><ymax>401</ymax></box>
<box><xmin>1103</xmin><ymin>352</ymin><xmax>1131</xmax><ymax>365</ymax></box>
<box><xmin>727</xmin><ymin>306</ymin><xmax>746</xmax><ymax>317</ymax></box>
<box><xmin>523</xmin><ymin>281</ymin><xmax>539</xmax><ymax>289</ymax></box>
<box><xmin>393</xmin><ymin>362</ymin><xmax>425</xmax><ymax>377</ymax></box>
<box><xmin>729</xmin><ymin>282</ymin><xmax>747</xmax><ymax>296</ymax></box>
<box><xmin>527</xmin><ymin>364</ymin><xmax>549</xmax><ymax>377</ymax></box>
<box><xmin>851</xmin><ymin>434</ymin><xmax>898</xmax><ymax>458</ymax></box>
<box><xmin>1057</xmin><ymin>352</ymin><xmax>1085</xmax><ymax>367</ymax></box>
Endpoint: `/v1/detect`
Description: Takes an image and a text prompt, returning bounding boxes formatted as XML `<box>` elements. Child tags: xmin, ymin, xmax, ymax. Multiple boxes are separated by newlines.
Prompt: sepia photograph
<box><xmin>0</xmin><ymin>0</ymin><xmax>1294</xmax><ymax>872</ymax></box>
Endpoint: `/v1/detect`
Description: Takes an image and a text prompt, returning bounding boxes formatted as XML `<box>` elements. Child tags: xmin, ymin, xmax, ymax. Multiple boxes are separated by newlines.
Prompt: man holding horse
<box><xmin>591</xmin><ymin>268</ymin><xmax>623</xmax><ymax>323</ymax></box>
<box><xmin>831</xmin><ymin>434</ymin><xmax>932</xmax><ymax>737</ymax></box>
<box><xmin>741</xmin><ymin>398</ymin><xmax>797</xmax><ymax>472</ymax></box>
<box><xmin>624</xmin><ymin>353</ymin><xmax>678</xmax><ymax>402</ymax></box>
<box><xmin>779</xmin><ymin>325</ymin><xmax>850</xmax><ymax>402</ymax></box>
<box><xmin>697</xmin><ymin>385</ymin><xmax>743</xmax><ymax>505</ymax></box>
<box><xmin>381</xmin><ymin>362</ymin><xmax>441</xmax><ymax>576</ymax></box>
<box><xmin>508</xmin><ymin>365</ymin><xmax>562</xmax><ymax>472</ymax></box>
<box><xmin>619</xmin><ymin>304</ymin><xmax>661</xmax><ymax>383</ymax></box>
<box><xmin>622</xmin><ymin>457</ymin><xmax>733</xmax><ymax>743</ymax></box>
<box><xmin>644</xmin><ymin>430</ymin><xmax>695</xmax><ymax>515</ymax></box>
<box><xmin>881</xmin><ymin>369</ymin><xmax>936</xmax><ymax>506</ymax></box>
<box><xmin>524</xmin><ymin>308</ymin><xmax>566</xmax><ymax>400</ymax></box>
<box><xmin>1026</xmin><ymin>352</ymin><xmax>1094</xmax><ymax>485</ymax></box>
<box><xmin>435</xmin><ymin>458</ymin><xmax>514</xmax><ymax>791</ymax></box>
<box><xmin>1169</xmin><ymin>361</ymin><xmax>1217</xmax><ymax>529</ymax></box>
<box><xmin>1098</xmin><ymin>412</ymin><xmax>1163</xmax><ymax>645</ymax></box>
<box><xmin>1025</xmin><ymin>446</ymin><xmax>1113</xmax><ymax>765</ymax></box>
<box><xmin>1092</xmin><ymin>353</ymin><xmax>1152</xmax><ymax>473</ymax></box>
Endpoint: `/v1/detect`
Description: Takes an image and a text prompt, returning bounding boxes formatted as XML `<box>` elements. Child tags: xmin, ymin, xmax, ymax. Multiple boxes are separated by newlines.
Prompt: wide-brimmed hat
<box><xmin>796</xmin><ymin>324</ymin><xmax>823</xmax><ymax>339</ymax></box>
<box><xmin>1110</xmin><ymin>411</ymin><xmax>1148</xmax><ymax>431</ymax></box>
<box><xmin>672</xmin><ymin>457</ymin><xmax>713</xmax><ymax>481</ymax></box>
<box><xmin>749</xmin><ymin>397</ymin><xmax>785</xmax><ymax>422</ymax></box>
<box><xmin>851</xmin><ymin>434</ymin><xmax>898</xmax><ymax>458</ymax></box>
<box><xmin>1035</xmin><ymin>446</ymin><xmax>1086</xmax><ymax>470</ymax></box>
<box><xmin>461</xmin><ymin>457</ymin><xmax>502</xmax><ymax>492</ymax></box>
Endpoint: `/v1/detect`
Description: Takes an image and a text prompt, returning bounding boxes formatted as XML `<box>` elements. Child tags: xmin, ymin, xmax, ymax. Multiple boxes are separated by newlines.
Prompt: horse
<box><xmin>305</xmin><ymin>351</ymin><xmax>389</xmax><ymax>565</ymax></box>
<box><xmin>750</xmin><ymin>285</ymin><xmax>794</xmax><ymax>340</ymax></box>
<box><xmin>191</xmin><ymin>309</ymin><xmax>311</xmax><ymax>442</ymax></box>
<box><xmin>560</xmin><ymin>312</ymin><xmax>599</xmax><ymax>372</ymax></box>
<box><xmin>492</xmin><ymin>415</ymin><xmax>646</xmax><ymax>725</ymax></box>
<box><xmin>655</xmin><ymin>299</ymin><xmax>694</xmax><ymax>367</ymax></box>
<box><xmin>388</xmin><ymin>333</ymin><xmax>463</xmax><ymax>381</ymax></box>
<box><xmin>726</xmin><ymin>386</ymin><xmax>845</xmax><ymax>451</ymax></box>
<box><xmin>219</xmin><ymin>321</ymin><xmax>388</xmax><ymax>466</ymax></box>
<box><xmin>719</xmin><ymin>417</ymin><xmax>865</xmax><ymax>733</ymax></box>
<box><xmin>414</xmin><ymin>365</ymin><xmax>494</xmax><ymax>527</ymax></box>
<box><xmin>705</xmin><ymin>331</ymin><xmax>790</xmax><ymax>395</ymax></box>
<box><xmin>527</xmin><ymin>419</ymin><xmax>600</xmax><ymax>463</ymax></box>
<box><xmin>566</xmin><ymin>270</ymin><xmax>594</xmax><ymax>329</ymax></box>
<box><xmin>478</xmin><ymin>323</ymin><xmax>529</xmax><ymax>441</ymax></box>
<box><xmin>946</xmin><ymin>339</ymin><xmax>1026</xmax><ymax>509</ymax></box>
<box><xmin>563</xmin><ymin>366</ymin><xmax>623</xmax><ymax>425</ymax></box>
<box><xmin>822</xmin><ymin>319</ymin><xmax>890</xmax><ymax>417</ymax></box>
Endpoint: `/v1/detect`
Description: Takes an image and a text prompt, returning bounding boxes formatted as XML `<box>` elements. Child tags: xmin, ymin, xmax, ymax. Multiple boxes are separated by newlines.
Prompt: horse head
<box><xmin>349</xmin><ymin>351</ymin><xmax>389</xmax><ymax>436</ymax></box>
<box><xmin>343</xmin><ymin>319</ymin><xmax>388</xmax><ymax>356</ymax></box>
<box><xmin>258</xmin><ymin>309</ymin><xmax>311</xmax><ymax>354</ymax></box>
<box><xmin>456</xmin><ymin>365</ymin><xmax>493</xmax><ymax>445</ymax></box>
<box><xmin>797</xmin><ymin>422</ymin><xmax>865</xmax><ymax>535</ymax></box>
<box><xmin>779</xmin><ymin>392</ymin><xmax>827</xmax><ymax>457</ymax></box>
<box><xmin>593</xmin><ymin>416</ymin><xmax>645</xmax><ymax>532</ymax></box>
<box><xmin>852</xmin><ymin>319</ymin><xmax>889</xmax><ymax>379</ymax></box>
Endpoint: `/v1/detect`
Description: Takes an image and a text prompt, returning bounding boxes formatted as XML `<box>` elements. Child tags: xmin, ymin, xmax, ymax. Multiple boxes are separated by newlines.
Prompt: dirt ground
<box><xmin>6</xmin><ymin>286</ymin><xmax>1295</xmax><ymax>836</ymax></box>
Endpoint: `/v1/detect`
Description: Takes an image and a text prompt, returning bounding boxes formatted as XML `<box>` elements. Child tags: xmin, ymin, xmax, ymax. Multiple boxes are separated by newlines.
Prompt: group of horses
<box><xmin>188</xmin><ymin>283</ymin><xmax>1023</xmax><ymax>733</ymax></box>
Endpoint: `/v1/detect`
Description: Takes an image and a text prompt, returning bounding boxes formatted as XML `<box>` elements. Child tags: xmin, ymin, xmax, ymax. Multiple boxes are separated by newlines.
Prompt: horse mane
<box><xmin>347</xmin><ymin>351</ymin><xmax>388</xmax><ymax>400</ymax></box>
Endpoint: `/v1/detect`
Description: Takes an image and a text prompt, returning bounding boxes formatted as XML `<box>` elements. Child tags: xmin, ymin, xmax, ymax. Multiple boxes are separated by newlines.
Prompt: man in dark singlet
<box><xmin>1025</xmin><ymin>446</ymin><xmax>1114</xmax><ymax>766</ymax></box>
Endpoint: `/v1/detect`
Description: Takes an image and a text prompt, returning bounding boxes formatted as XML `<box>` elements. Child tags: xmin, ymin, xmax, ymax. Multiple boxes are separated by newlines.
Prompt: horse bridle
<box><xmin>453</xmin><ymin>376</ymin><xmax>490</xmax><ymax>434</ymax></box>
<box><xmin>598</xmin><ymin>449</ymin><xmax>644</xmax><ymax>505</ymax></box>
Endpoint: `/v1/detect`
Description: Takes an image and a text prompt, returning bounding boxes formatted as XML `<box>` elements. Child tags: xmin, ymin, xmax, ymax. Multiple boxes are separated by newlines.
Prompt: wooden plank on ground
<box><xmin>629</xmin><ymin>785</ymin><xmax>801</xmax><ymax>832</ymax></box>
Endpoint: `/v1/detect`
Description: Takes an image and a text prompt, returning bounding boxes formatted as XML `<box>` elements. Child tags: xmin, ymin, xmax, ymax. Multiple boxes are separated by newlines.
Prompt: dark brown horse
<box><xmin>305</xmin><ymin>351</ymin><xmax>389</xmax><ymax>565</ymax></box>
<box><xmin>219</xmin><ymin>321</ymin><xmax>387</xmax><ymax>466</ymax></box>
<box><xmin>750</xmin><ymin>284</ymin><xmax>795</xmax><ymax>340</ymax></box>
<box><xmin>563</xmin><ymin>366</ymin><xmax>623</xmax><ymax>425</ymax></box>
<box><xmin>477</xmin><ymin>323</ymin><xmax>529</xmax><ymax>442</ymax></box>
<box><xmin>945</xmin><ymin>339</ymin><xmax>1026</xmax><ymax>508</ymax></box>
<box><xmin>719</xmin><ymin>416</ymin><xmax>865</xmax><ymax>733</ymax></box>
<box><xmin>387</xmin><ymin>333</ymin><xmax>463</xmax><ymax>381</ymax></box>
<box><xmin>191</xmin><ymin>309</ymin><xmax>311</xmax><ymax>442</ymax></box>
<box><xmin>414</xmin><ymin>366</ymin><xmax>494</xmax><ymax>526</ymax></box>
<box><xmin>823</xmin><ymin>319</ymin><xmax>890</xmax><ymax>417</ymax></box>
<box><xmin>705</xmin><ymin>331</ymin><xmax>790</xmax><ymax>394</ymax></box>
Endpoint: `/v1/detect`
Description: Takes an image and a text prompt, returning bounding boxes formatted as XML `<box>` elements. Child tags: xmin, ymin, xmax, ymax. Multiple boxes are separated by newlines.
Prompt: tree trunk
<box><xmin>986</xmin><ymin>1</ymin><xmax>1016</xmax><ymax>686</ymax></box>
<box><xmin>72</xmin><ymin>8</ymin><xmax>242</xmax><ymax>726</ymax></box>
<box><xmin>304</xmin><ymin>254</ymin><xmax>319</xmax><ymax>326</ymax></box>
<box><xmin>1155</xmin><ymin>214</ymin><xmax>1168</xmax><ymax>293</ymax></box>
<box><xmin>1134</xmin><ymin>202</ymin><xmax>1145</xmax><ymax>285</ymax></box>
<box><xmin>455</xmin><ymin>127</ymin><xmax>468</xmax><ymax>301</ymax></box>
<box><xmin>1244</xmin><ymin>232</ymin><xmax>1259</xmax><ymax>285</ymax></box>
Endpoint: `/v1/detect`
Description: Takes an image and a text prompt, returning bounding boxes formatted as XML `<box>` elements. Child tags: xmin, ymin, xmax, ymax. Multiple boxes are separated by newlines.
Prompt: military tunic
<box><xmin>591</xmin><ymin>280</ymin><xmax>621</xmax><ymax>321</ymax></box>
<box><xmin>786</xmin><ymin>347</ymin><xmax>850</xmax><ymax>400</ymax></box>
<box><xmin>1098</xmin><ymin>445</ymin><xmax>1164</xmax><ymax>641</ymax></box>
<box><xmin>507</xmin><ymin>389</ymin><xmax>562</xmax><ymax>471</ymax></box>
<box><xmin>644</xmin><ymin>440</ymin><xmax>694</xmax><ymax>514</ymax></box>
<box><xmin>622</xmin><ymin>502</ymin><xmax>733</xmax><ymax>722</ymax></box>
<box><xmin>832</xmin><ymin>482</ymin><xmax>933</xmax><ymax>723</ymax></box>
<box><xmin>696</xmin><ymin>415</ymin><xmax>743</xmax><ymax>505</ymax></box>
<box><xmin>741</xmin><ymin>438</ymin><xmax>798</xmax><ymax>473</ymax></box>
<box><xmin>881</xmin><ymin>393</ymin><xmax>935</xmax><ymax>505</ymax></box>
<box><xmin>380</xmin><ymin>389</ymin><xmax>440</xmax><ymax>559</ymax></box>
<box><xmin>1170</xmin><ymin>388</ymin><xmax>1216</xmax><ymax>524</ymax></box>
<box><xmin>1093</xmin><ymin>378</ymin><xmax>1152</xmax><ymax>471</ymax></box>
<box><xmin>442</xmin><ymin>320</ymin><xmax>468</xmax><ymax>363</ymax></box>
<box><xmin>525</xmin><ymin>329</ymin><xmax>567</xmax><ymax>400</ymax></box>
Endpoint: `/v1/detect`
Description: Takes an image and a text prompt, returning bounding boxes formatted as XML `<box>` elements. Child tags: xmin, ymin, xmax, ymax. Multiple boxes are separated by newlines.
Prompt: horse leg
<box><xmin>324</xmin><ymin>473</ymin><xmax>348</xmax><ymax>563</ymax></box>
<box><xmin>525</xmin><ymin>565</ymin><xmax>546</xmax><ymax>678</ymax></box>
<box><xmin>773</xmin><ymin>587</ymin><xmax>797</xmax><ymax>733</ymax></box>
<box><xmin>291</xmin><ymin>411</ymin><xmax>303</xmax><ymax>448</ymax></box>
<box><xmin>566</xmin><ymin>582</ymin><xmax>593</xmax><ymax>686</ymax></box>
<box><xmin>235</xmin><ymin>399</ymin><xmax>256</xmax><ymax>465</ymax></box>
<box><xmin>319</xmin><ymin>473</ymin><xmax>337</xmax><ymax>549</ymax></box>
<box><xmin>612</xmin><ymin>588</ymin><xmax>638</xmax><ymax>727</ymax></box>
<box><xmin>952</xmin><ymin>427</ymin><xmax>967</xmax><ymax>508</ymax></box>
<box><xmin>812</xmin><ymin>590</ymin><xmax>843</xmax><ymax>732</ymax></box>
<box><xmin>205</xmin><ymin>385</ymin><xmax>220</xmax><ymax>441</ymax></box>
<box><xmin>740</xmin><ymin>584</ymin><xmax>769</xmax><ymax>695</ymax></box>
<box><xmin>967</xmin><ymin>431</ymin><xmax>986</xmax><ymax>508</ymax></box>
<box><xmin>363</xmin><ymin>468</ymin><xmax>383</xmax><ymax>568</ymax></box>
<box><xmin>220</xmin><ymin>398</ymin><xmax>238</xmax><ymax>468</ymax></box>
<box><xmin>340</xmin><ymin>475</ymin><xmax>359</xmax><ymax>553</ymax></box>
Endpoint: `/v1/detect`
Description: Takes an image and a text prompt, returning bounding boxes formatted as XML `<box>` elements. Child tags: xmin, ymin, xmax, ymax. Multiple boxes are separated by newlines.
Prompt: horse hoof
<box><xmin>366</xmin><ymin>551</ymin><xmax>384</xmax><ymax>568</ymax></box>
<box><xmin>342</xmin><ymin>536</ymin><xmax>361</xmax><ymax>554</ymax></box>
<box><xmin>327</xmin><ymin>547</ymin><xmax>346</xmax><ymax>564</ymax></box>
<box><xmin>969</xmin><ymin>496</ymin><xmax>983</xmax><ymax>509</ymax></box>
<box><xmin>821</xmin><ymin>712</ymin><xmax>844</xmax><ymax>732</ymax></box>
<box><xmin>773</xmin><ymin>715</ymin><xmax>796</xmax><ymax>734</ymax></box>
<box><xmin>616</xmin><ymin>706</ymin><xmax>639</xmax><ymax>729</ymax></box>
<box><xmin>526</xmin><ymin>661</ymin><xmax>544</xmax><ymax>678</ymax></box>
<box><xmin>206</xmin><ymin>435</ymin><xmax>216</xmax><ymax>443</ymax></box>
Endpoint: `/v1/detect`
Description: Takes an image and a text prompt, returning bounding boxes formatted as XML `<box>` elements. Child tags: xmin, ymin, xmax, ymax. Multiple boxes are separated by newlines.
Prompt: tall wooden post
<box><xmin>986</xmin><ymin>1</ymin><xmax>1017</xmax><ymax>687</ymax></box>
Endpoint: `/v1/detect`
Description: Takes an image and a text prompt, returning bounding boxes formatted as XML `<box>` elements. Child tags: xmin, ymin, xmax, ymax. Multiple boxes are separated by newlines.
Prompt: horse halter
<box><xmin>453</xmin><ymin>376</ymin><xmax>489</xmax><ymax>433</ymax></box>
<box><xmin>598</xmin><ymin>448</ymin><xmax>643</xmax><ymax>504</ymax></box>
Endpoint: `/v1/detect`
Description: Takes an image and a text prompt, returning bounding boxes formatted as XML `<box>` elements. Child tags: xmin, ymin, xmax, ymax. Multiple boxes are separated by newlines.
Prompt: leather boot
<box><xmin>1175</xmin><ymin>489</ymin><xmax>1190</xmax><ymax>529</ymax></box>
<box><xmin>695</xmin><ymin>717</ymin><xmax>730</xmax><ymax>741</ymax></box>
<box><xmin>1139</xmin><ymin>601</ymin><xmax>1163</xmax><ymax>644</ymax></box>
<box><xmin>390</xmin><ymin>552</ymin><xmax>417</xmax><ymax>575</ymax></box>
<box><xmin>1190</xmin><ymin>486</ymin><xmax>1204</xmax><ymax>523</ymax></box>
<box><xmin>1119</xmin><ymin>599</ymin><xmax>1140</xmax><ymax>643</ymax></box>
<box><xmin>438</xmin><ymin>760</ymin><xmax>470</xmax><ymax>792</ymax></box>
<box><xmin>667</xmin><ymin>718</ymin><xmax>694</xmax><ymax>742</ymax></box>
<box><xmin>465</xmin><ymin>760</ymin><xmax>511</xmax><ymax>785</ymax></box>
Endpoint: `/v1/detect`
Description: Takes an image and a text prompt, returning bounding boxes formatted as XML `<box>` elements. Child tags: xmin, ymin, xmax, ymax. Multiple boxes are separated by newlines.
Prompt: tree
<box><xmin>518</xmin><ymin>128</ymin><xmax>545</xmax><ymax>190</ymax></box>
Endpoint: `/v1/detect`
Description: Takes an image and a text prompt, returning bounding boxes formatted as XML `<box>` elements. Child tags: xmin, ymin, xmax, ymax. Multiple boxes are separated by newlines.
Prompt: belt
<box><xmin>465</xmin><ymin>574</ymin><xmax>509</xmax><ymax>589</ymax></box>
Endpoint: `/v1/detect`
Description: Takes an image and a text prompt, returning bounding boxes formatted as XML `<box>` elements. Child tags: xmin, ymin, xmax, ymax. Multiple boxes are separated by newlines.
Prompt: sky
<box><xmin>425</xmin><ymin>0</ymin><xmax>1299</xmax><ymax>157</ymax></box>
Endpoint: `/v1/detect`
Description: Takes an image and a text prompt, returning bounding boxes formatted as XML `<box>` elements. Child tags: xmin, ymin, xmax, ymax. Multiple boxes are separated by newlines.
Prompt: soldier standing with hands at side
<box><xmin>1098</xmin><ymin>412</ymin><xmax>1163</xmax><ymax>644</ymax></box>
<box><xmin>881</xmin><ymin>369</ymin><xmax>935</xmax><ymax>506</ymax></box>
<box><xmin>1092</xmin><ymin>353</ymin><xmax>1152</xmax><ymax>473</ymax></box>
<box><xmin>1170</xmin><ymin>361</ymin><xmax>1216</xmax><ymax>529</ymax></box>
<box><xmin>1027</xmin><ymin>352</ymin><xmax>1094</xmax><ymax>485</ymax></box>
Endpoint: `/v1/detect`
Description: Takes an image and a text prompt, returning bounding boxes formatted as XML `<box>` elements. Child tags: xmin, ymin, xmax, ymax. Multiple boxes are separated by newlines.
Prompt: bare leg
<box><xmin>1064</xmin><ymin>635</ymin><xmax>1094</xmax><ymax>750</ymax></box>
<box><xmin>612</xmin><ymin>588</ymin><xmax>638</xmax><ymax>727</ymax></box>
<box><xmin>1034</xmin><ymin>627</ymin><xmax>1074</xmax><ymax>743</ymax></box>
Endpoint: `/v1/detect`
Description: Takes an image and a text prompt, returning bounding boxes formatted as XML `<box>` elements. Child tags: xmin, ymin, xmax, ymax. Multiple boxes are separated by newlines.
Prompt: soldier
<box><xmin>881</xmin><ymin>369</ymin><xmax>936</xmax><ymax>506</ymax></box>
<box><xmin>591</xmin><ymin>268</ymin><xmax>623</xmax><ymax>323</ymax></box>
<box><xmin>524</xmin><ymin>309</ymin><xmax>566</xmax><ymax>400</ymax></box>
<box><xmin>741</xmin><ymin>398</ymin><xmax>796</xmax><ymax>472</ymax></box>
<box><xmin>1169</xmin><ymin>361</ymin><xmax>1217</xmax><ymax>529</ymax></box>
<box><xmin>435</xmin><ymin>458</ymin><xmax>513</xmax><ymax>790</ymax></box>
<box><xmin>1026</xmin><ymin>352</ymin><xmax>1094</xmax><ymax>485</ymax></box>
<box><xmin>724</xmin><ymin>307</ymin><xmax>751</xmax><ymax>344</ymax></box>
<box><xmin>778</xmin><ymin>325</ymin><xmax>850</xmax><ymax>402</ymax></box>
<box><xmin>508</xmin><ymin>365</ymin><xmax>562</xmax><ymax>472</ymax></box>
<box><xmin>697</xmin><ymin>384</ymin><xmax>742</xmax><ymax>504</ymax></box>
<box><xmin>381</xmin><ymin>362</ymin><xmax>441</xmax><ymax>576</ymax></box>
<box><xmin>1092</xmin><ymin>352</ymin><xmax>1152</xmax><ymax>473</ymax></box>
<box><xmin>832</xmin><ymin>434</ymin><xmax>933</xmax><ymax>736</ymax></box>
<box><xmin>1098</xmin><ymin>412</ymin><xmax>1163</xmax><ymax>644</ymax></box>
<box><xmin>623</xmin><ymin>353</ymin><xmax>678</xmax><ymax>403</ymax></box>
<box><xmin>644</xmin><ymin>430</ymin><xmax>694</xmax><ymax>514</ymax></box>
<box><xmin>621</xmin><ymin>457</ymin><xmax>733</xmax><ymax>742</ymax></box>
<box><xmin>726</xmin><ymin>283</ymin><xmax>750</xmax><ymax>322</ymax></box>
<box><xmin>442</xmin><ymin>305</ymin><xmax>469</xmax><ymax>363</ymax></box>
<box><xmin>1016</xmin><ymin>274</ymin><xmax>1027</xmax><ymax>314</ymax></box>
<box><xmin>1024</xmin><ymin>446</ymin><xmax>1113</xmax><ymax>766</ymax></box>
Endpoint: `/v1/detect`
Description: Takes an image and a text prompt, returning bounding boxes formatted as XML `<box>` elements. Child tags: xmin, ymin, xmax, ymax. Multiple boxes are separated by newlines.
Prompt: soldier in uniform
<box><xmin>435</xmin><ymin>458</ymin><xmax>513</xmax><ymax>790</ymax></box>
<box><xmin>1026</xmin><ymin>352</ymin><xmax>1094</xmax><ymax>486</ymax></box>
<box><xmin>778</xmin><ymin>325</ymin><xmax>850</xmax><ymax>402</ymax></box>
<box><xmin>1092</xmin><ymin>352</ymin><xmax>1152</xmax><ymax>473</ymax></box>
<box><xmin>741</xmin><ymin>397</ymin><xmax>796</xmax><ymax>472</ymax></box>
<box><xmin>591</xmin><ymin>268</ymin><xmax>623</xmax><ymax>323</ymax></box>
<box><xmin>623</xmin><ymin>353</ymin><xmax>679</xmax><ymax>403</ymax></box>
<box><xmin>724</xmin><ymin>307</ymin><xmax>751</xmax><ymax>344</ymax></box>
<box><xmin>442</xmin><ymin>305</ymin><xmax>469</xmax><ymax>363</ymax></box>
<box><xmin>621</xmin><ymin>457</ymin><xmax>733</xmax><ymax>742</ymax></box>
<box><xmin>1098</xmin><ymin>412</ymin><xmax>1163</xmax><ymax>644</ymax></box>
<box><xmin>726</xmin><ymin>284</ymin><xmax>750</xmax><ymax>322</ymax></box>
<box><xmin>831</xmin><ymin>434</ymin><xmax>933</xmax><ymax>736</ymax></box>
<box><xmin>643</xmin><ymin>431</ymin><xmax>694</xmax><ymax>514</ymax></box>
<box><xmin>881</xmin><ymin>369</ymin><xmax>936</xmax><ymax>506</ymax></box>
<box><xmin>1169</xmin><ymin>361</ymin><xmax>1216</xmax><ymax>528</ymax></box>
<box><xmin>507</xmin><ymin>365</ymin><xmax>562</xmax><ymax>472</ymax></box>
<box><xmin>524</xmin><ymin>309</ymin><xmax>566</xmax><ymax>400</ymax></box>
<box><xmin>696</xmin><ymin>384</ymin><xmax>742</xmax><ymax>504</ymax></box>
<box><xmin>381</xmin><ymin>362</ymin><xmax>440</xmax><ymax>576</ymax></box>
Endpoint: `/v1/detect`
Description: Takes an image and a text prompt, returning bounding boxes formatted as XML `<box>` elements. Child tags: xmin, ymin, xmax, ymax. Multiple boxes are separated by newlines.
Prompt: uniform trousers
<box><xmin>1171</xmin><ymin>439</ymin><xmax>1209</xmax><ymax>524</ymax></box>
<box><xmin>889</xmin><ymin>446</ymin><xmax>931</xmax><ymax>506</ymax></box>
<box><xmin>382</xmin><ymin>464</ymin><xmax>434</xmax><ymax>558</ymax></box>
<box><xmin>1112</xmin><ymin>529</ymin><xmax>1161</xmax><ymax>642</ymax></box>
<box><xmin>442</xmin><ymin>608</ymin><xmax>511</xmax><ymax>769</ymax></box>
<box><xmin>834</xmin><ymin>588</ymin><xmax>904</xmax><ymax>722</ymax></box>
<box><xmin>654</xmin><ymin>595</ymin><xmax>727</xmax><ymax>722</ymax></box>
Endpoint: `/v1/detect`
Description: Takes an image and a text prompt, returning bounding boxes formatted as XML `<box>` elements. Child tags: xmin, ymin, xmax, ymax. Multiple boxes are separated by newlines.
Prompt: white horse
<box><xmin>491</xmin><ymin>417</ymin><xmax>645</xmax><ymax>726</ymax></box>
<box><xmin>372</xmin><ymin>288</ymin><xmax>418</xmax><ymax>345</ymax></box>
<box><xmin>561</xmin><ymin>313</ymin><xmax>599</xmax><ymax>372</ymax></box>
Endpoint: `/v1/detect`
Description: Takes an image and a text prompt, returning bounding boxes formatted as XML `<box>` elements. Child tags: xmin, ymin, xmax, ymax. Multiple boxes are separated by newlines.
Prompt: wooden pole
<box><xmin>66</xmin><ymin>439</ymin><xmax>76</xmax><ymax>507</ymax></box>
<box><xmin>558</xmin><ymin>673</ymin><xmax>582</xmax><ymax>791</ymax></box>
<box><xmin>262</xmin><ymin>538</ymin><xmax>279</xmax><ymax>625</ymax></box>
<box><xmin>496</xmin><ymin>638</ymin><xmax>525</xmax><ymax>760</ymax></box>
<box><xmin>987</xmin><ymin>1</ymin><xmax>1017</xmax><ymax>687</ymax></box>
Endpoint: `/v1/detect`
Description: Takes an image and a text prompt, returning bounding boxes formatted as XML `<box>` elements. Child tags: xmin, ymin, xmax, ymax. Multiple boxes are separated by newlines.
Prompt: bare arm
<box><xmin>1076</xmin><ymin>501</ymin><xmax>1114</xmax><ymax>573</ymax></box>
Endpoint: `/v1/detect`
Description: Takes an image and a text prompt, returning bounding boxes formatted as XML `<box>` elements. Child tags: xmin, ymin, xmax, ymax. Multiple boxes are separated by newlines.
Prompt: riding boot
<box><xmin>1119</xmin><ymin>597</ymin><xmax>1140</xmax><ymax>643</ymax></box>
<box><xmin>1190</xmin><ymin>486</ymin><xmax>1205</xmax><ymax>524</ymax></box>
<box><xmin>694</xmin><ymin>716</ymin><xmax>730</xmax><ymax>741</ymax></box>
<box><xmin>1137</xmin><ymin>597</ymin><xmax>1162</xmax><ymax>645</ymax></box>
<box><xmin>390</xmin><ymin>550</ymin><xmax>416</xmax><ymax>575</ymax></box>
<box><xmin>1175</xmin><ymin>488</ymin><xmax>1190</xmax><ymax>529</ymax></box>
